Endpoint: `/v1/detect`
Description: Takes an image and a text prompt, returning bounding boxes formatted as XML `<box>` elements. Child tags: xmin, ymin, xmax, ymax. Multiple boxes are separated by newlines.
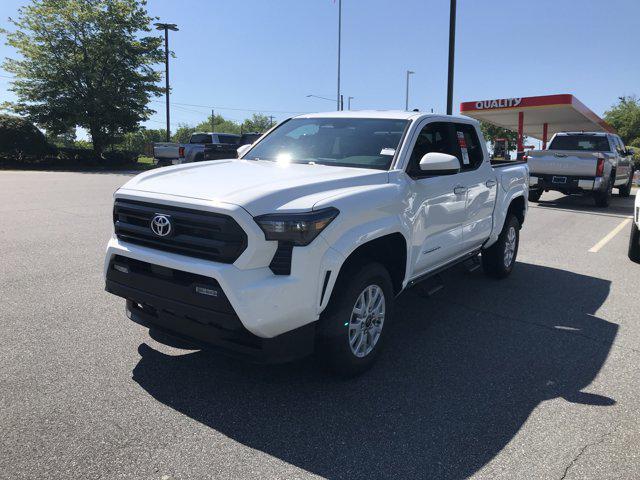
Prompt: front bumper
<box><xmin>530</xmin><ymin>174</ymin><xmax>604</xmax><ymax>192</ymax></box>
<box><xmin>105</xmin><ymin>255</ymin><xmax>315</xmax><ymax>362</ymax></box>
<box><xmin>105</xmin><ymin>233</ymin><xmax>344</xmax><ymax>339</ymax></box>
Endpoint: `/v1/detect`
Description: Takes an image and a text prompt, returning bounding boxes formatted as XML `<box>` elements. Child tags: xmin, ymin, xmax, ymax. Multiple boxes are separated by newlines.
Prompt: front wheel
<box><xmin>629</xmin><ymin>222</ymin><xmax>640</xmax><ymax>263</ymax></box>
<box><xmin>482</xmin><ymin>214</ymin><xmax>520</xmax><ymax>279</ymax></box>
<box><xmin>317</xmin><ymin>262</ymin><xmax>394</xmax><ymax>376</ymax></box>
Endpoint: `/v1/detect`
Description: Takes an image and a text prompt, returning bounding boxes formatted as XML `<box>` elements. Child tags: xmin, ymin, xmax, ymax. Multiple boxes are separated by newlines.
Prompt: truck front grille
<box><xmin>113</xmin><ymin>199</ymin><xmax>247</xmax><ymax>263</ymax></box>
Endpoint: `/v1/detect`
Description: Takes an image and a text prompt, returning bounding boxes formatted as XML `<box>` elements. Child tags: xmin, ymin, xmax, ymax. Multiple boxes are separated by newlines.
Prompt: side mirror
<box><xmin>419</xmin><ymin>152</ymin><xmax>460</xmax><ymax>175</ymax></box>
<box><xmin>237</xmin><ymin>144</ymin><xmax>252</xmax><ymax>158</ymax></box>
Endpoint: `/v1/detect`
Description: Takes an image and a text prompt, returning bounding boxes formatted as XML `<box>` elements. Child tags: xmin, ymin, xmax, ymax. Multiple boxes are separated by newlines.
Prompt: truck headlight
<box><xmin>254</xmin><ymin>207</ymin><xmax>339</xmax><ymax>246</ymax></box>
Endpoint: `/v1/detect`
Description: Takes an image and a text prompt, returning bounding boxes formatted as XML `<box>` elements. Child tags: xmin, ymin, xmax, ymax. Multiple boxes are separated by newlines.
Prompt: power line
<box><xmin>150</xmin><ymin>99</ymin><xmax>304</xmax><ymax>115</ymax></box>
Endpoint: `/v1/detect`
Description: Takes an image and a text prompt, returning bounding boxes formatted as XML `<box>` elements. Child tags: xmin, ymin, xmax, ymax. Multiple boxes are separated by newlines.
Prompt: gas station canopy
<box><xmin>460</xmin><ymin>94</ymin><xmax>615</xmax><ymax>150</ymax></box>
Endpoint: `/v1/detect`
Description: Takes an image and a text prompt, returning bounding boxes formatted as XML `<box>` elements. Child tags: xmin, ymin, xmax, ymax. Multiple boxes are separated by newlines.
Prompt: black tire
<box><xmin>317</xmin><ymin>262</ymin><xmax>394</xmax><ymax>376</ymax></box>
<box><xmin>194</xmin><ymin>153</ymin><xmax>204</xmax><ymax>162</ymax></box>
<box><xmin>629</xmin><ymin>222</ymin><xmax>640</xmax><ymax>263</ymax></box>
<box><xmin>528</xmin><ymin>189</ymin><xmax>543</xmax><ymax>202</ymax></box>
<box><xmin>618</xmin><ymin>170</ymin><xmax>633</xmax><ymax>197</ymax></box>
<box><xmin>594</xmin><ymin>175</ymin><xmax>613</xmax><ymax>207</ymax></box>
<box><xmin>481</xmin><ymin>214</ymin><xmax>520</xmax><ymax>279</ymax></box>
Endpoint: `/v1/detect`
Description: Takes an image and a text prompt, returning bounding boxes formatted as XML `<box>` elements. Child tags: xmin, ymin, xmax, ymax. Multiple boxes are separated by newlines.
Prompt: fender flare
<box><xmin>485</xmin><ymin>193</ymin><xmax>527</xmax><ymax>248</ymax></box>
<box><xmin>317</xmin><ymin>217</ymin><xmax>410</xmax><ymax>312</ymax></box>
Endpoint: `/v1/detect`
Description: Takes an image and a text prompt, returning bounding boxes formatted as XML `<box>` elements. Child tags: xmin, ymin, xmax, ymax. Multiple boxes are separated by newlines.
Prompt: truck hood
<box><xmin>120</xmin><ymin>159</ymin><xmax>389</xmax><ymax>215</ymax></box>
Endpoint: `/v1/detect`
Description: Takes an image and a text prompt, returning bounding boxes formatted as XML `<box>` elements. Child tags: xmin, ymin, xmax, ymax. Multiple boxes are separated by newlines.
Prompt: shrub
<box><xmin>0</xmin><ymin>115</ymin><xmax>51</xmax><ymax>161</ymax></box>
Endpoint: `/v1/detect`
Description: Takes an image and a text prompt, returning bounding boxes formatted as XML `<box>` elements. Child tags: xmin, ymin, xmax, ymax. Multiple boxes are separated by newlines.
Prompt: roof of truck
<box><xmin>294</xmin><ymin>110</ymin><xmax>473</xmax><ymax>122</ymax></box>
<box><xmin>554</xmin><ymin>131</ymin><xmax>610</xmax><ymax>136</ymax></box>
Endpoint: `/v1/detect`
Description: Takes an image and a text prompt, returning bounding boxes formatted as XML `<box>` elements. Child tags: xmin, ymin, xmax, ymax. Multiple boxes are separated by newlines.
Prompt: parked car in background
<box><xmin>152</xmin><ymin>132</ymin><xmax>242</xmax><ymax>166</ymax></box>
<box><xmin>630</xmin><ymin>193</ymin><xmax>640</xmax><ymax>262</ymax></box>
<box><xmin>105</xmin><ymin>111</ymin><xmax>528</xmax><ymax>375</ymax></box>
<box><xmin>527</xmin><ymin>132</ymin><xmax>634</xmax><ymax>207</ymax></box>
<box><xmin>152</xmin><ymin>142</ymin><xmax>181</xmax><ymax>166</ymax></box>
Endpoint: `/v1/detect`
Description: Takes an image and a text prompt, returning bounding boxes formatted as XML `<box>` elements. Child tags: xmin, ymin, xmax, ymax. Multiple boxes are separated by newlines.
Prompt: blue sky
<box><xmin>1</xmin><ymin>0</ymin><xmax>639</xmax><ymax>137</ymax></box>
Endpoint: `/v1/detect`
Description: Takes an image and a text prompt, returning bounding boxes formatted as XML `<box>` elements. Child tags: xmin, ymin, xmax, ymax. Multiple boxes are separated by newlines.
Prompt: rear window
<box><xmin>548</xmin><ymin>135</ymin><xmax>610</xmax><ymax>152</ymax></box>
<box><xmin>189</xmin><ymin>134</ymin><xmax>212</xmax><ymax>144</ymax></box>
<box><xmin>217</xmin><ymin>135</ymin><xmax>240</xmax><ymax>145</ymax></box>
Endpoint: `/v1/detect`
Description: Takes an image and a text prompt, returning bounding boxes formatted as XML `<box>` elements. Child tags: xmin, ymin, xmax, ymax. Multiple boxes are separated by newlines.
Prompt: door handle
<box><xmin>485</xmin><ymin>180</ymin><xmax>497</xmax><ymax>188</ymax></box>
<box><xmin>454</xmin><ymin>186</ymin><xmax>467</xmax><ymax>195</ymax></box>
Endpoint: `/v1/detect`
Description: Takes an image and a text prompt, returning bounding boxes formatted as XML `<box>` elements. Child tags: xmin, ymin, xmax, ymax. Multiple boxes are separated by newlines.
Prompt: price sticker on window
<box><xmin>457</xmin><ymin>131</ymin><xmax>470</xmax><ymax>165</ymax></box>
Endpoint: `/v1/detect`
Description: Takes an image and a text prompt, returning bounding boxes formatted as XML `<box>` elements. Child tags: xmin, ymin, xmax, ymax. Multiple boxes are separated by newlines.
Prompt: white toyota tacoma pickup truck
<box><xmin>105</xmin><ymin>111</ymin><xmax>528</xmax><ymax>375</ymax></box>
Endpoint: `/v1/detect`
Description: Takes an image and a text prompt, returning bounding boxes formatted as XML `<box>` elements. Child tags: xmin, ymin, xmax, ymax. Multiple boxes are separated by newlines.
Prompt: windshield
<box><xmin>244</xmin><ymin>118</ymin><xmax>409</xmax><ymax>170</ymax></box>
<box><xmin>549</xmin><ymin>135</ymin><xmax>610</xmax><ymax>152</ymax></box>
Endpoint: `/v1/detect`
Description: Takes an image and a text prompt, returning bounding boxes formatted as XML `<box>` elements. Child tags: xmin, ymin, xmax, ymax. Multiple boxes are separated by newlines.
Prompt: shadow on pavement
<box><xmin>533</xmin><ymin>190</ymin><xmax>635</xmax><ymax>217</ymax></box>
<box><xmin>132</xmin><ymin>262</ymin><xmax>617</xmax><ymax>479</ymax></box>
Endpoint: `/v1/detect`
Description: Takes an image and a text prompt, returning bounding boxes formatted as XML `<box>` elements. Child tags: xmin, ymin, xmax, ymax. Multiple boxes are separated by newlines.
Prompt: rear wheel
<box><xmin>528</xmin><ymin>189</ymin><xmax>543</xmax><ymax>202</ymax></box>
<box><xmin>317</xmin><ymin>262</ymin><xmax>393</xmax><ymax>376</ymax></box>
<box><xmin>618</xmin><ymin>170</ymin><xmax>634</xmax><ymax>197</ymax></box>
<box><xmin>629</xmin><ymin>222</ymin><xmax>640</xmax><ymax>263</ymax></box>
<box><xmin>594</xmin><ymin>175</ymin><xmax>613</xmax><ymax>207</ymax></box>
<box><xmin>482</xmin><ymin>214</ymin><xmax>520</xmax><ymax>279</ymax></box>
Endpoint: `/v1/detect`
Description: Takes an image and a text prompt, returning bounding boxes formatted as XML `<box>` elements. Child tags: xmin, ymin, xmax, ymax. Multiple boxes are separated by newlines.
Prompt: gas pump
<box><xmin>491</xmin><ymin>138</ymin><xmax>511</xmax><ymax>161</ymax></box>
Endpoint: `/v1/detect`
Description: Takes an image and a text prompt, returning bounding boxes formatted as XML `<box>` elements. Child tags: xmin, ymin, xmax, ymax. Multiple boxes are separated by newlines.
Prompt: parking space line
<box><xmin>588</xmin><ymin>219</ymin><xmax>631</xmax><ymax>253</ymax></box>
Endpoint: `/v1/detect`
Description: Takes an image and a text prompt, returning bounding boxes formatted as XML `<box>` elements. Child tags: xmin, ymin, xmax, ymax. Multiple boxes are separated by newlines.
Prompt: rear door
<box><xmin>404</xmin><ymin>121</ymin><xmax>467</xmax><ymax>276</ymax></box>
<box><xmin>452</xmin><ymin>122</ymin><xmax>497</xmax><ymax>251</ymax></box>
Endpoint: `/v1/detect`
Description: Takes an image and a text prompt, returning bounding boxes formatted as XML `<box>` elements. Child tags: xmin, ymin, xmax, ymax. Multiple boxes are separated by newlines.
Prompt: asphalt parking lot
<box><xmin>1</xmin><ymin>170</ymin><xmax>639</xmax><ymax>480</ymax></box>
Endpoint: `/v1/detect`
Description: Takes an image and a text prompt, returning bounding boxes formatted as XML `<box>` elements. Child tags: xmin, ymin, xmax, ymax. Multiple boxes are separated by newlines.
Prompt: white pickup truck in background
<box><xmin>527</xmin><ymin>132</ymin><xmax>634</xmax><ymax>207</ymax></box>
<box><xmin>105</xmin><ymin>111</ymin><xmax>528</xmax><ymax>375</ymax></box>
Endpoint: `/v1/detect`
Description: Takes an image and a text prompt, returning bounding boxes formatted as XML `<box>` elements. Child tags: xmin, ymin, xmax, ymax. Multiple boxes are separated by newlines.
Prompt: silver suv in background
<box><xmin>527</xmin><ymin>132</ymin><xmax>634</xmax><ymax>207</ymax></box>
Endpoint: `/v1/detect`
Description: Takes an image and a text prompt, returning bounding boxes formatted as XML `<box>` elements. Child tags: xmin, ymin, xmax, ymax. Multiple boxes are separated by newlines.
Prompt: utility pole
<box><xmin>347</xmin><ymin>96</ymin><xmax>354</xmax><ymax>110</ymax></box>
<box><xmin>340</xmin><ymin>94</ymin><xmax>344</xmax><ymax>111</ymax></box>
<box><xmin>211</xmin><ymin>109</ymin><xmax>215</xmax><ymax>132</ymax></box>
<box><xmin>154</xmin><ymin>22</ymin><xmax>179</xmax><ymax>141</ymax></box>
<box><xmin>269</xmin><ymin>115</ymin><xmax>275</xmax><ymax>128</ymax></box>
<box><xmin>405</xmin><ymin>70</ymin><xmax>415</xmax><ymax>111</ymax></box>
<box><xmin>446</xmin><ymin>0</ymin><xmax>456</xmax><ymax>115</ymax></box>
<box><xmin>336</xmin><ymin>0</ymin><xmax>342</xmax><ymax>111</ymax></box>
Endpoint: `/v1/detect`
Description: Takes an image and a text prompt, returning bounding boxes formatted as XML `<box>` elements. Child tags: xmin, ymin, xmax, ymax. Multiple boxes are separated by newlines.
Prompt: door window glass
<box><xmin>406</xmin><ymin>122</ymin><xmax>460</xmax><ymax>177</ymax></box>
<box><xmin>454</xmin><ymin>123</ymin><xmax>484</xmax><ymax>171</ymax></box>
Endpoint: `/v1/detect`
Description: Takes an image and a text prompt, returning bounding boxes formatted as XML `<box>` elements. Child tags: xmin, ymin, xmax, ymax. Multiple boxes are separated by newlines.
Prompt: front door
<box><xmin>404</xmin><ymin>121</ymin><xmax>468</xmax><ymax>277</ymax></box>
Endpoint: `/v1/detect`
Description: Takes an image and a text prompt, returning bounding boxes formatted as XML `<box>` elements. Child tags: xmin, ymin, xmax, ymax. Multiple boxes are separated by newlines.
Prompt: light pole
<box><xmin>405</xmin><ymin>70</ymin><xmax>414</xmax><ymax>111</ymax></box>
<box><xmin>446</xmin><ymin>0</ymin><xmax>456</xmax><ymax>115</ymax></box>
<box><xmin>336</xmin><ymin>0</ymin><xmax>342</xmax><ymax>111</ymax></box>
<box><xmin>155</xmin><ymin>22</ymin><xmax>179</xmax><ymax>142</ymax></box>
<box><xmin>347</xmin><ymin>96</ymin><xmax>354</xmax><ymax>110</ymax></box>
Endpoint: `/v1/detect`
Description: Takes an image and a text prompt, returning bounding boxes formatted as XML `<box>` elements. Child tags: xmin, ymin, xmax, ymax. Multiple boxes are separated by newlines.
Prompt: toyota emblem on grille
<box><xmin>150</xmin><ymin>214</ymin><xmax>172</xmax><ymax>237</ymax></box>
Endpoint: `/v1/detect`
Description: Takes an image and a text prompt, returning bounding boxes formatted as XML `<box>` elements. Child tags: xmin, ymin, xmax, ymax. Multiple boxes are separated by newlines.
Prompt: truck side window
<box><xmin>454</xmin><ymin>123</ymin><xmax>484</xmax><ymax>171</ymax></box>
<box><xmin>406</xmin><ymin>122</ymin><xmax>460</xmax><ymax>177</ymax></box>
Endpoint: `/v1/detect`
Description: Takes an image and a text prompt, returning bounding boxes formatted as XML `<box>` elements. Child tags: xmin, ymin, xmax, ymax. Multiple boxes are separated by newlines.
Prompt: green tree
<box><xmin>195</xmin><ymin>114</ymin><xmax>241</xmax><ymax>135</ymax></box>
<box><xmin>117</xmin><ymin>127</ymin><xmax>166</xmax><ymax>153</ymax></box>
<box><xmin>2</xmin><ymin>0</ymin><xmax>163</xmax><ymax>157</ymax></box>
<box><xmin>479</xmin><ymin>121</ymin><xmax>520</xmax><ymax>148</ymax></box>
<box><xmin>604</xmin><ymin>96</ymin><xmax>640</xmax><ymax>145</ymax></box>
<box><xmin>172</xmin><ymin>123</ymin><xmax>196</xmax><ymax>143</ymax></box>
<box><xmin>0</xmin><ymin>114</ymin><xmax>50</xmax><ymax>161</ymax></box>
<box><xmin>241</xmin><ymin>113</ymin><xmax>272</xmax><ymax>133</ymax></box>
